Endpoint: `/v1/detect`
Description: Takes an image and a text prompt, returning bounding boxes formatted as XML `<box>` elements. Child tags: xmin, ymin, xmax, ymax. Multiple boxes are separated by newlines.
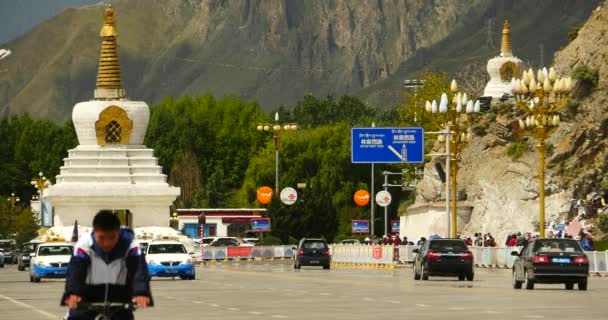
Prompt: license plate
<box><xmin>553</xmin><ymin>258</ymin><xmax>570</xmax><ymax>264</ymax></box>
<box><xmin>166</xmin><ymin>269</ymin><xmax>178</xmax><ymax>273</ymax></box>
<box><xmin>309</xmin><ymin>260</ymin><xmax>319</xmax><ymax>264</ymax></box>
<box><xmin>54</xmin><ymin>271</ymin><xmax>66</xmax><ymax>275</ymax></box>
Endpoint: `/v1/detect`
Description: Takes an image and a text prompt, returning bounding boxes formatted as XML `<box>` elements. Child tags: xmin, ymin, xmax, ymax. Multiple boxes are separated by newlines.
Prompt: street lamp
<box><xmin>256</xmin><ymin>112</ymin><xmax>298</xmax><ymax>194</ymax></box>
<box><xmin>170</xmin><ymin>212</ymin><xmax>179</xmax><ymax>230</ymax></box>
<box><xmin>7</xmin><ymin>192</ymin><xmax>20</xmax><ymax>207</ymax></box>
<box><xmin>31</xmin><ymin>172</ymin><xmax>51</xmax><ymax>226</ymax></box>
<box><xmin>425</xmin><ymin>79</ymin><xmax>481</xmax><ymax>238</ymax></box>
<box><xmin>512</xmin><ymin>67</ymin><xmax>572</xmax><ymax>238</ymax></box>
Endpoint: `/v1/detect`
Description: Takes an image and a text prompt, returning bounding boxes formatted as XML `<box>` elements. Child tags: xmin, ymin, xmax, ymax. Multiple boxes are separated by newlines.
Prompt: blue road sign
<box><xmin>351</xmin><ymin>127</ymin><xmax>424</xmax><ymax>163</ymax></box>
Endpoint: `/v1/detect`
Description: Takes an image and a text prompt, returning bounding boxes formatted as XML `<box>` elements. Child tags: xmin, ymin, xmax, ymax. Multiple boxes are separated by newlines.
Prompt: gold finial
<box><xmin>95</xmin><ymin>4</ymin><xmax>125</xmax><ymax>99</ymax></box>
<box><xmin>500</xmin><ymin>20</ymin><xmax>513</xmax><ymax>57</ymax></box>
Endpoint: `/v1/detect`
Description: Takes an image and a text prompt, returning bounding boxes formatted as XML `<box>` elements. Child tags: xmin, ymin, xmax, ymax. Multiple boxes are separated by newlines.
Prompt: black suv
<box><xmin>295</xmin><ymin>238</ymin><xmax>331</xmax><ymax>270</ymax></box>
<box><xmin>413</xmin><ymin>239</ymin><xmax>474</xmax><ymax>281</ymax></box>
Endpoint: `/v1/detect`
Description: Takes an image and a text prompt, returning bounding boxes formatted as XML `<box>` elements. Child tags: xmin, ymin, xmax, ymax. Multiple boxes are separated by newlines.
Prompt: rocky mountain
<box><xmin>0</xmin><ymin>0</ymin><xmax>100</xmax><ymax>45</ymax></box>
<box><xmin>408</xmin><ymin>3</ymin><xmax>608</xmax><ymax>242</ymax></box>
<box><xmin>0</xmin><ymin>0</ymin><xmax>599</xmax><ymax>120</ymax></box>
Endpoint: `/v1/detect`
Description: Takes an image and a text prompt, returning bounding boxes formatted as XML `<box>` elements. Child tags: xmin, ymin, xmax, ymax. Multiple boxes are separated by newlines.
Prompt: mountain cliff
<box><xmin>0</xmin><ymin>0</ymin><xmax>598</xmax><ymax>120</ymax></box>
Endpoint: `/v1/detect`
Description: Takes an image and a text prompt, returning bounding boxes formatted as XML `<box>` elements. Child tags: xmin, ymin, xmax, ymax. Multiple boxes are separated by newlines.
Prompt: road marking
<box><xmin>0</xmin><ymin>294</ymin><xmax>57</xmax><ymax>319</ymax></box>
<box><xmin>449</xmin><ymin>307</ymin><xmax>466</xmax><ymax>311</ymax></box>
<box><xmin>228</xmin><ymin>307</ymin><xmax>241</xmax><ymax>311</ymax></box>
<box><xmin>210</xmin><ymin>303</ymin><xmax>220</xmax><ymax>307</ymax></box>
<box><xmin>363</xmin><ymin>297</ymin><xmax>375</xmax><ymax>301</ymax></box>
<box><xmin>483</xmin><ymin>311</ymin><xmax>502</xmax><ymax>314</ymax></box>
<box><xmin>272</xmin><ymin>315</ymin><xmax>288</xmax><ymax>319</ymax></box>
<box><xmin>523</xmin><ymin>316</ymin><xmax>544</xmax><ymax>319</ymax></box>
<box><xmin>319</xmin><ymin>292</ymin><xmax>330</xmax><ymax>296</ymax></box>
<box><xmin>192</xmin><ymin>301</ymin><xmax>202</xmax><ymax>304</ymax></box>
<box><xmin>388</xmin><ymin>300</ymin><xmax>401</xmax><ymax>304</ymax></box>
<box><xmin>249</xmin><ymin>311</ymin><xmax>263</xmax><ymax>315</ymax></box>
<box><xmin>416</xmin><ymin>304</ymin><xmax>431</xmax><ymax>307</ymax></box>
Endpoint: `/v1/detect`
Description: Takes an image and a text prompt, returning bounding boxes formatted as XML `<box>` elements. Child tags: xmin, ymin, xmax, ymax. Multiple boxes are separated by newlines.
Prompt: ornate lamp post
<box><xmin>31</xmin><ymin>172</ymin><xmax>51</xmax><ymax>226</ymax></box>
<box><xmin>511</xmin><ymin>67</ymin><xmax>573</xmax><ymax>238</ymax></box>
<box><xmin>6</xmin><ymin>193</ymin><xmax>20</xmax><ymax>234</ymax></box>
<box><xmin>425</xmin><ymin>80</ymin><xmax>481</xmax><ymax>237</ymax></box>
<box><xmin>256</xmin><ymin>112</ymin><xmax>298</xmax><ymax>194</ymax></box>
<box><xmin>170</xmin><ymin>212</ymin><xmax>179</xmax><ymax>230</ymax></box>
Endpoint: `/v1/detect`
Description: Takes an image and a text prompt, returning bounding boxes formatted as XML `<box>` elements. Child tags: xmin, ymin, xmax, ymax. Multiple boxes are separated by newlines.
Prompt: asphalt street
<box><xmin>1</xmin><ymin>262</ymin><xmax>606</xmax><ymax>320</ymax></box>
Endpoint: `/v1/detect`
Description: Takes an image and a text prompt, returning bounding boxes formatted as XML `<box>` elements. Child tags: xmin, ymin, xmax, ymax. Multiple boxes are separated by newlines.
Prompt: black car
<box><xmin>413</xmin><ymin>239</ymin><xmax>474</xmax><ymax>281</ymax></box>
<box><xmin>512</xmin><ymin>238</ymin><xmax>589</xmax><ymax>290</ymax></box>
<box><xmin>17</xmin><ymin>242</ymin><xmax>39</xmax><ymax>271</ymax></box>
<box><xmin>294</xmin><ymin>238</ymin><xmax>331</xmax><ymax>270</ymax></box>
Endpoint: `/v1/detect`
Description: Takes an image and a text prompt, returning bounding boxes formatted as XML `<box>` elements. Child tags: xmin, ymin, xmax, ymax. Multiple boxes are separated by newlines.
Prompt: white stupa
<box><xmin>45</xmin><ymin>5</ymin><xmax>180</xmax><ymax>227</ymax></box>
<box><xmin>483</xmin><ymin>20</ymin><xmax>524</xmax><ymax>99</ymax></box>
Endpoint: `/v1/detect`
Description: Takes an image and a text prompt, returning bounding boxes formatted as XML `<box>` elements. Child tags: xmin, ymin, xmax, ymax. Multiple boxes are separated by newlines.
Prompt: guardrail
<box><xmin>196</xmin><ymin>244</ymin><xmax>608</xmax><ymax>273</ymax></box>
<box><xmin>199</xmin><ymin>245</ymin><xmax>295</xmax><ymax>262</ymax></box>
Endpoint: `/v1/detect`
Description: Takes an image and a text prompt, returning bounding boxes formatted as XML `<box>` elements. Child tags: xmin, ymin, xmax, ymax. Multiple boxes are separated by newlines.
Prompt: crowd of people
<box><xmin>363</xmin><ymin>235</ymin><xmax>415</xmax><ymax>246</ymax></box>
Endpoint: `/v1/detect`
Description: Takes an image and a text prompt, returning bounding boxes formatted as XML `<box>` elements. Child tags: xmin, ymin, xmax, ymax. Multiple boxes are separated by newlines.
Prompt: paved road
<box><xmin>1</xmin><ymin>262</ymin><xmax>606</xmax><ymax>319</ymax></box>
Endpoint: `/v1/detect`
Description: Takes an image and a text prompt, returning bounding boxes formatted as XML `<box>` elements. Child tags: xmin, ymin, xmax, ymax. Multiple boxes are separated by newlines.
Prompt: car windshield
<box><xmin>303</xmin><ymin>241</ymin><xmax>327</xmax><ymax>249</ymax></box>
<box><xmin>202</xmin><ymin>239</ymin><xmax>214</xmax><ymax>244</ymax></box>
<box><xmin>533</xmin><ymin>240</ymin><xmax>582</xmax><ymax>253</ymax></box>
<box><xmin>21</xmin><ymin>244</ymin><xmax>36</xmax><ymax>253</ymax></box>
<box><xmin>429</xmin><ymin>240</ymin><xmax>468</xmax><ymax>252</ymax></box>
<box><xmin>148</xmin><ymin>244</ymin><xmax>187</xmax><ymax>254</ymax></box>
<box><xmin>38</xmin><ymin>246</ymin><xmax>73</xmax><ymax>256</ymax></box>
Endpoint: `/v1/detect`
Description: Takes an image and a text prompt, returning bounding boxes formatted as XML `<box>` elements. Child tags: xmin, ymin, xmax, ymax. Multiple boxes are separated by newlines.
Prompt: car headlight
<box><xmin>37</xmin><ymin>261</ymin><xmax>46</xmax><ymax>267</ymax></box>
<box><xmin>182</xmin><ymin>259</ymin><xmax>192</xmax><ymax>265</ymax></box>
<box><xmin>148</xmin><ymin>260</ymin><xmax>157</xmax><ymax>266</ymax></box>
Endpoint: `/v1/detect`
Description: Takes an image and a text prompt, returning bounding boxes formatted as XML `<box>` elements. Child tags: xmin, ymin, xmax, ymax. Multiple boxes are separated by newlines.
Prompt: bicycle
<box><xmin>66</xmin><ymin>301</ymin><xmax>135</xmax><ymax>320</ymax></box>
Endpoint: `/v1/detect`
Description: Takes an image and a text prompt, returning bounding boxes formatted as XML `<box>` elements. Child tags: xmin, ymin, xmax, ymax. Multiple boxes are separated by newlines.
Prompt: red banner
<box><xmin>227</xmin><ymin>247</ymin><xmax>253</xmax><ymax>258</ymax></box>
<box><xmin>372</xmin><ymin>246</ymin><xmax>383</xmax><ymax>260</ymax></box>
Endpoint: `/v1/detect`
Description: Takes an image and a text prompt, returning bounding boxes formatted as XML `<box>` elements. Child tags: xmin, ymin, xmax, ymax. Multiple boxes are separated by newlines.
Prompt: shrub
<box><xmin>567</xmin><ymin>24</ymin><xmax>583</xmax><ymax>43</ymax></box>
<box><xmin>506</xmin><ymin>139</ymin><xmax>528</xmax><ymax>160</ymax></box>
<box><xmin>287</xmin><ymin>236</ymin><xmax>299</xmax><ymax>245</ymax></box>
<box><xmin>566</xmin><ymin>98</ymin><xmax>580</xmax><ymax>115</ymax></box>
<box><xmin>259</xmin><ymin>234</ymin><xmax>283</xmax><ymax>245</ymax></box>
<box><xmin>598</xmin><ymin>215</ymin><xmax>608</xmax><ymax>234</ymax></box>
<box><xmin>572</xmin><ymin>64</ymin><xmax>599</xmax><ymax>88</ymax></box>
<box><xmin>471</xmin><ymin>123</ymin><xmax>488</xmax><ymax>136</ymax></box>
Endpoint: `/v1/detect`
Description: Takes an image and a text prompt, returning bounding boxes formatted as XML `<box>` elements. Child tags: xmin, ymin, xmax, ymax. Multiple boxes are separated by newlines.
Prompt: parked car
<box><xmin>146</xmin><ymin>240</ymin><xmax>195</xmax><ymax>280</ymax></box>
<box><xmin>294</xmin><ymin>238</ymin><xmax>331</xmax><ymax>270</ymax></box>
<box><xmin>0</xmin><ymin>239</ymin><xmax>16</xmax><ymax>264</ymax></box>
<box><xmin>340</xmin><ymin>239</ymin><xmax>361</xmax><ymax>245</ymax></box>
<box><xmin>512</xmin><ymin>238</ymin><xmax>589</xmax><ymax>290</ymax></box>
<box><xmin>17</xmin><ymin>241</ymin><xmax>42</xmax><ymax>271</ymax></box>
<box><xmin>206</xmin><ymin>237</ymin><xmax>254</xmax><ymax>248</ymax></box>
<box><xmin>0</xmin><ymin>250</ymin><xmax>4</xmax><ymax>268</ymax></box>
<box><xmin>413</xmin><ymin>239</ymin><xmax>474</xmax><ymax>281</ymax></box>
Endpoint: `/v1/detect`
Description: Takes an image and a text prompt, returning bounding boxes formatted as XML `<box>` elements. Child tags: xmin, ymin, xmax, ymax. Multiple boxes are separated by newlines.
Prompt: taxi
<box><xmin>146</xmin><ymin>240</ymin><xmax>195</xmax><ymax>280</ymax></box>
<box><xmin>29</xmin><ymin>238</ymin><xmax>73</xmax><ymax>282</ymax></box>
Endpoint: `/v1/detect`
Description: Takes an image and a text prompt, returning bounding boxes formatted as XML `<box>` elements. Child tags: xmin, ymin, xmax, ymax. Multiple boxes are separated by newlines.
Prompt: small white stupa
<box><xmin>483</xmin><ymin>20</ymin><xmax>524</xmax><ymax>99</ymax></box>
<box><xmin>45</xmin><ymin>5</ymin><xmax>180</xmax><ymax>227</ymax></box>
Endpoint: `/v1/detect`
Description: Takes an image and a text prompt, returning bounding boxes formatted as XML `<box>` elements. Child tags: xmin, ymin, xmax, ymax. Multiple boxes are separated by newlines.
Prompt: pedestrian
<box><xmin>508</xmin><ymin>235</ymin><xmax>517</xmax><ymax>247</ymax></box>
<box><xmin>417</xmin><ymin>237</ymin><xmax>426</xmax><ymax>246</ymax></box>
<box><xmin>393</xmin><ymin>236</ymin><xmax>402</xmax><ymax>246</ymax></box>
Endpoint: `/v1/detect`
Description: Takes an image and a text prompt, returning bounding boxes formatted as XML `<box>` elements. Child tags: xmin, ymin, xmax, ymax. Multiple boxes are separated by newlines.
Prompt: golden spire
<box><xmin>500</xmin><ymin>20</ymin><xmax>513</xmax><ymax>57</ymax></box>
<box><xmin>94</xmin><ymin>5</ymin><xmax>125</xmax><ymax>99</ymax></box>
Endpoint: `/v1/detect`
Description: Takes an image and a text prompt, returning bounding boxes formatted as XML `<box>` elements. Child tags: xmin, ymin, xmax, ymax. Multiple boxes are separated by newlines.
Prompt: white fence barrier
<box><xmin>197</xmin><ymin>243</ymin><xmax>608</xmax><ymax>272</ymax></box>
<box><xmin>330</xmin><ymin>244</ymin><xmax>395</xmax><ymax>265</ymax></box>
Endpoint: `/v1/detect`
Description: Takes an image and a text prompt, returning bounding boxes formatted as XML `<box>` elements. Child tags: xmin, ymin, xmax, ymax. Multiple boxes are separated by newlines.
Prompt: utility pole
<box><xmin>371</xmin><ymin>122</ymin><xmax>376</xmax><ymax>236</ymax></box>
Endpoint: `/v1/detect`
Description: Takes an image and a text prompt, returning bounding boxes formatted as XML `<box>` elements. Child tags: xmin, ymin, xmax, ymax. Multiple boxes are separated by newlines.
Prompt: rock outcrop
<box><xmin>406</xmin><ymin>4</ymin><xmax>608</xmax><ymax>242</ymax></box>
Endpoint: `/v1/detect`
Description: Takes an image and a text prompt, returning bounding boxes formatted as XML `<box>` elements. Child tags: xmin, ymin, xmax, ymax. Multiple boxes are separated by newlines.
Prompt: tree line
<box><xmin>0</xmin><ymin>91</ymin><xmax>432</xmax><ymax>243</ymax></box>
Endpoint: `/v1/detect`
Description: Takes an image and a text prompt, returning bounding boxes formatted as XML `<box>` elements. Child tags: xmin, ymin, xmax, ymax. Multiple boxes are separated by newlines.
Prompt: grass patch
<box><xmin>506</xmin><ymin>139</ymin><xmax>529</xmax><ymax>160</ymax></box>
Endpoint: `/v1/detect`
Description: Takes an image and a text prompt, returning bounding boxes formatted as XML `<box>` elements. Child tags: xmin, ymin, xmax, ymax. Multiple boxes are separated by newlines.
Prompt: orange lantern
<box><xmin>353</xmin><ymin>190</ymin><xmax>370</xmax><ymax>207</ymax></box>
<box><xmin>257</xmin><ymin>186</ymin><xmax>273</xmax><ymax>205</ymax></box>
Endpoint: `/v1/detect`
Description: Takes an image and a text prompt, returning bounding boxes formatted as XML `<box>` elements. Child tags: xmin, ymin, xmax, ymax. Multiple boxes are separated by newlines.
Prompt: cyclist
<box><xmin>61</xmin><ymin>210</ymin><xmax>153</xmax><ymax>319</ymax></box>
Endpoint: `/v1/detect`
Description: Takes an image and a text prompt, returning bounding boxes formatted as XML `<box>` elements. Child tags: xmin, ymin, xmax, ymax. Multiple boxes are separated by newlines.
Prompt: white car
<box><xmin>146</xmin><ymin>240</ymin><xmax>195</xmax><ymax>280</ymax></box>
<box><xmin>30</xmin><ymin>242</ymin><xmax>73</xmax><ymax>282</ymax></box>
<box><xmin>204</xmin><ymin>237</ymin><xmax>255</xmax><ymax>247</ymax></box>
